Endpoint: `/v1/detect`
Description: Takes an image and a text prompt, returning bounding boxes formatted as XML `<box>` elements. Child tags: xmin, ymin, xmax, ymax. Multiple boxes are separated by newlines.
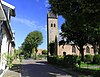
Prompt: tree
<box><xmin>49</xmin><ymin>42</ymin><xmax>55</xmax><ymax>56</ymax></box>
<box><xmin>49</xmin><ymin>0</ymin><xmax>100</xmax><ymax>60</ymax></box>
<box><xmin>42</xmin><ymin>50</ymin><xmax>47</xmax><ymax>55</ymax></box>
<box><xmin>61</xmin><ymin>22</ymin><xmax>88</xmax><ymax>60</ymax></box>
<box><xmin>22</xmin><ymin>31</ymin><xmax>43</xmax><ymax>58</ymax></box>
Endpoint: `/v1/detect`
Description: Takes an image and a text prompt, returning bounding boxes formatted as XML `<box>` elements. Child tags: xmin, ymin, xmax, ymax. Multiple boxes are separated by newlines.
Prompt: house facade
<box><xmin>47</xmin><ymin>11</ymin><xmax>94</xmax><ymax>56</ymax></box>
<box><xmin>0</xmin><ymin>0</ymin><xmax>15</xmax><ymax>76</ymax></box>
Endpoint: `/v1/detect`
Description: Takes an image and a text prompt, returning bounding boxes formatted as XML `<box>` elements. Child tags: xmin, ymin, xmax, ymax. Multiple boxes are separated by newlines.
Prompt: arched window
<box><xmin>86</xmin><ymin>46</ymin><xmax>90</xmax><ymax>53</ymax></box>
<box><xmin>72</xmin><ymin>46</ymin><xmax>76</xmax><ymax>53</ymax></box>
<box><xmin>54</xmin><ymin>24</ymin><xmax>56</xmax><ymax>27</ymax></box>
<box><xmin>63</xmin><ymin>52</ymin><xmax>66</xmax><ymax>56</ymax></box>
<box><xmin>51</xmin><ymin>23</ymin><xmax>53</xmax><ymax>27</ymax></box>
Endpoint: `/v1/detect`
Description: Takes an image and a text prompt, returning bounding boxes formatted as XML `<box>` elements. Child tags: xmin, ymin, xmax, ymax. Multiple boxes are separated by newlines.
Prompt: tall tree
<box><xmin>49</xmin><ymin>42</ymin><xmax>56</xmax><ymax>56</ymax></box>
<box><xmin>22</xmin><ymin>31</ymin><xmax>43</xmax><ymax>58</ymax></box>
<box><xmin>49</xmin><ymin>0</ymin><xmax>100</xmax><ymax>60</ymax></box>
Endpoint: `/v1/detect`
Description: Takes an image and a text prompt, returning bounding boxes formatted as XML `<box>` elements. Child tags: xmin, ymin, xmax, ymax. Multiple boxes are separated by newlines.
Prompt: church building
<box><xmin>47</xmin><ymin>11</ymin><xmax>94</xmax><ymax>56</ymax></box>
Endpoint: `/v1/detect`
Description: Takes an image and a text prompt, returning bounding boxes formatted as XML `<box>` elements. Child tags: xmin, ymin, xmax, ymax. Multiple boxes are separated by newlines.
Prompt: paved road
<box><xmin>20</xmin><ymin>59</ymin><xmax>75</xmax><ymax>77</ymax></box>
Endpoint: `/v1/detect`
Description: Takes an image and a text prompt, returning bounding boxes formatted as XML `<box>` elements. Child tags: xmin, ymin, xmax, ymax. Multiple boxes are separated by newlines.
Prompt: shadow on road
<box><xmin>10</xmin><ymin>64</ymin><xmax>21</xmax><ymax>73</ymax></box>
<box><xmin>11</xmin><ymin>60</ymin><xmax>74</xmax><ymax>77</ymax></box>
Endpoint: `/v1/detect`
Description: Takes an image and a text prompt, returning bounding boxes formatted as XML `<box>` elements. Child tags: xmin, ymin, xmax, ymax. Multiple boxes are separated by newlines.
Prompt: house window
<box><xmin>72</xmin><ymin>46</ymin><xmax>76</xmax><ymax>53</ymax></box>
<box><xmin>54</xmin><ymin>24</ymin><xmax>56</xmax><ymax>27</ymax></box>
<box><xmin>86</xmin><ymin>46</ymin><xmax>90</xmax><ymax>53</ymax></box>
<box><xmin>51</xmin><ymin>23</ymin><xmax>53</xmax><ymax>27</ymax></box>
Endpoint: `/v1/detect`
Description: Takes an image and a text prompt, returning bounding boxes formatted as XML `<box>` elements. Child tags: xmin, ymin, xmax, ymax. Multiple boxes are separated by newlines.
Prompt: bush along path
<box><xmin>47</xmin><ymin>55</ymin><xmax>100</xmax><ymax>77</ymax></box>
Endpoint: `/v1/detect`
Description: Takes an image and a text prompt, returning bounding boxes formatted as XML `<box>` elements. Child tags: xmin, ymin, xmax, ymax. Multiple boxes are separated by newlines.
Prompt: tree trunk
<box><xmin>98</xmin><ymin>44</ymin><xmax>100</xmax><ymax>54</ymax></box>
<box><xmin>80</xmin><ymin>46</ymin><xmax>84</xmax><ymax>61</ymax></box>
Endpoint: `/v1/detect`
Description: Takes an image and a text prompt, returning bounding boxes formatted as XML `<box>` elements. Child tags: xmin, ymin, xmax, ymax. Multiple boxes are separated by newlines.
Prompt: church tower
<box><xmin>47</xmin><ymin>11</ymin><xmax>58</xmax><ymax>55</ymax></box>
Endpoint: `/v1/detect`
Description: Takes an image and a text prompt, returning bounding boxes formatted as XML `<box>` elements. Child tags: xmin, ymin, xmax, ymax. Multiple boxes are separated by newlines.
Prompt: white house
<box><xmin>0</xmin><ymin>0</ymin><xmax>15</xmax><ymax>76</ymax></box>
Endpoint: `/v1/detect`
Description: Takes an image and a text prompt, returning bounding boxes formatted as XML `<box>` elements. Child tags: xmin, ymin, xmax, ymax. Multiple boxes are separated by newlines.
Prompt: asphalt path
<box><xmin>20</xmin><ymin>59</ymin><xmax>75</xmax><ymax>77</ymax></box>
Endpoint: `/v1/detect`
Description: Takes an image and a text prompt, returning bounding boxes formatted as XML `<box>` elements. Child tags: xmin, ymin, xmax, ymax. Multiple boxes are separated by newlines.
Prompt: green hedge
<box><xmin>84</xmin><ymin>54</ymin><xmax>94</xmax><ymax>63</ymax></box>
<box><xmin>93</xmin><ymin>54</ymin><xmax>100</xmax><ymax>64</ymax></box>
<box><xmin>47</xmin><ymin>56</ymin><xmax>57</xmax><ymax>64</ymax></box>
<box><xmin>47</xmin><ymin>55</ymin><xmax>79</xmax><ymax>67</ymax></box>
<box><xmin>64</xmin><ymin>55</ymin><xmax>79</xmax><ymax>67</ymax></box>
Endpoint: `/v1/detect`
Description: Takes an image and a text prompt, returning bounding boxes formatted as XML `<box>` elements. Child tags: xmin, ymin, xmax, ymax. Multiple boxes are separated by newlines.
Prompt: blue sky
<box><xmin>4</xmin><ymin>0</ymin><xmax>64</xmax><ymax>50</ymax></box>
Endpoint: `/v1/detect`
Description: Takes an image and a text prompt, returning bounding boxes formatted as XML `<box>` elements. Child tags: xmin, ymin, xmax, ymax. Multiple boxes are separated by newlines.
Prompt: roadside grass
<box><xmin>79</xmin><ymin>62</ymin><xmax>100</xmax><ymax>67</ymax></box>
<box><xmin>75</xmin><ymin>62</ymin><xmax>100</xmax><ymax>77</ymax></box>
<box><xmin>76</xmin><ymin>62</ymin><xmax>100</xmax><ymax>70</ymax></box>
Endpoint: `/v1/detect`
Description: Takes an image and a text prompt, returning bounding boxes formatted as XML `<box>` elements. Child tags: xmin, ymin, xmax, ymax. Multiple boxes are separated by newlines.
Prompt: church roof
<box><xmin>1</xmin><ymin>0</ymin><xmax>16</xmax><ymax>17</ymax></box>
<box><xmin>0</xmin><ymin>3</ymin><xmax>6</xmax><ymax>20</ymax></box>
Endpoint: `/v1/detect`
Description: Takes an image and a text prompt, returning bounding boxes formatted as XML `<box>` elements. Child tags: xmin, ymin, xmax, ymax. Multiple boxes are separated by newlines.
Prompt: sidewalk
<box><xmin>2</xmin><ymin>60</ymin><xmax>21</xmax><ymax>77</ymax></box>
<box><xmin>2</xmin><ymin>70</ymin><xmax>21</xmax><ymax>77</ymax></box>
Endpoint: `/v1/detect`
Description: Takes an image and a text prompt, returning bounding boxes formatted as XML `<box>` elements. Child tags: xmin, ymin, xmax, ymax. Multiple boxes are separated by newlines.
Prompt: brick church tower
<box><xmin>47</xmin><ymin>11</ymin><xmax>58</xmax><ymax>55</ymax></box>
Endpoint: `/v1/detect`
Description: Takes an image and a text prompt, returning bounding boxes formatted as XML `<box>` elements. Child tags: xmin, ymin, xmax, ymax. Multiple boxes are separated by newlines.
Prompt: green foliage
<box><xmin>47</xmin><ymin>55</ymin><xmax>79</xmax><ymax>67</ymax></box>
<box><xmin>36</xmin><ymin>54</ymin><xmax>46</xmax><ymax>60</ymax></box>
<box><xmin>2</xmin><ymin>49</ymin><xmax>24</xmax><ymax>69</ymax></box>
<box><xmin>14</xmin><ymin>49</ymin><xmax>24</xmax><ymax>62</ymax></box>
<box><xmin>19</xmin><ymin>55</ymin><xmax>24</xmax><ymax>62</ymax></box>
<box><xmin>49</xmin><ymin>0</ymin><xmax>100</xmax><ymax>61</ymax></box>
<box><xmin>42</xmin><ymin>50</ymin><xmax>47</xmax><ymax>55</ymax></box>
<box><xmin>93</xmin><ymin>54</ymin><xmax>100</xmax><ymax>64</ymax></box>
<box><xmin>2</xmin><ymin>53</ymin><xmax>14</xmax><ymax>69</ymax></box>
<box><xmin>21</xmin><ymin>30</ymin><xmax>43</xmax><ymax>58</ymax></box>
<box><xmin>49</xmin><ymin>42</ymin><xmax>56</xmax><ymax>55</ymax></box>
<box><xmin>57</xmin><ymin>56</ymin><xmax>64</xmax><ymax>66</ymax></box>
<box><xmin>14</xmin><ymin>49</ymin><xmax>22</xmax><ymax>59</ymax></box>
<box><xmin>47</xmin><ymin>56</ymin><xmax>57</xmax><ymax>64</ymax></box>
<box><xmin>84</xmin><ymin>54</ymin><xmax>94</xmax><ymax>63</ymax></box>
<box><xmin>64</xmin><ymin>55</ymin><xmax>79</xmax><ymax>67</ymax></box>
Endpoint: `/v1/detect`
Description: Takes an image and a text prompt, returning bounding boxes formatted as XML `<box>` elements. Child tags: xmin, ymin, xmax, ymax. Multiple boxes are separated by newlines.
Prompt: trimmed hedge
<box><xmin>47</xmin><ymin>56</ymin><xmax>58</xmax><ymax>64</ymax></box>
<box><xmin>84</xmin><ymin>54</ymin><xmax>94</xmax><ymax>63</ymax></box>
<box><xmin>64</xmin><ymin>55</ymin><xmax>79</xmax><ymax>67</ymax></box>
<box><xmin>47</xmin><ymin>55</ymin><xmax>79</xmax><ymax>67</ymax></box>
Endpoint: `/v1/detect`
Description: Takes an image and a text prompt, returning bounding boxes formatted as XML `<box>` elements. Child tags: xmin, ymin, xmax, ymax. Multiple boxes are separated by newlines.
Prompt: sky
<box><xmin>4</xmin><ymin>0</ymin><xmax>64</xmax><ymax>50</ymax></box>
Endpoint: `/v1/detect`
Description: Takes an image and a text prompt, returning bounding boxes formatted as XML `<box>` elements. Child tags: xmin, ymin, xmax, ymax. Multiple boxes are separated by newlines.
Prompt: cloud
<box><xmin>45</xmin><ymin>0</ymin><xmax>50</xmax><ymax>8</ymax></box>
<box><xmin>42</xmin><ymin>24</ymin><xmax>47</xmax><ymax>32</ymax></box>
<box><xmin>12</xmin><ymin>17</ymin><xmax>47</xmax><ymax>33</ymax></box>
<box><xmin>12</xmin><ymin>17</ymin><xmax>38</xmax><ymax>28</ymax></box>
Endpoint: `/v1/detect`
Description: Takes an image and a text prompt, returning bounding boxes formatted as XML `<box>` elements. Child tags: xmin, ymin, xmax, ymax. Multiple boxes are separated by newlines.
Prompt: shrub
<box><xmin>48</xmin><ymin>55</ymin><xmax>79</xmax><ymax>68</ymax></box>
<box><xmin>57</xmin><ymin>56</ymin><xmax>64</xmax><ymax>66</ymax></box>
<box><xmin>2</xmin><ymin>53</ymin><xmax>14</xmax><ymax>69</ymax></box>
<box><xmin>64</xmin><ymin>55</ymin><xmax>79</xmax><ymax>67</ymax></box>
<box><xmin>47</xmin><ymin>56</ymin><xmax>57</xmax><ymax>64</ymax></box>
<box><xmin>84</xmin><ymin>54</ymin><xmax>94</xmax><ymax>63</ymax></box>
<box><xmin>93</xmin><ymin>54</ymin><xmax>100</xmax><ymax>64</ymax></box>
